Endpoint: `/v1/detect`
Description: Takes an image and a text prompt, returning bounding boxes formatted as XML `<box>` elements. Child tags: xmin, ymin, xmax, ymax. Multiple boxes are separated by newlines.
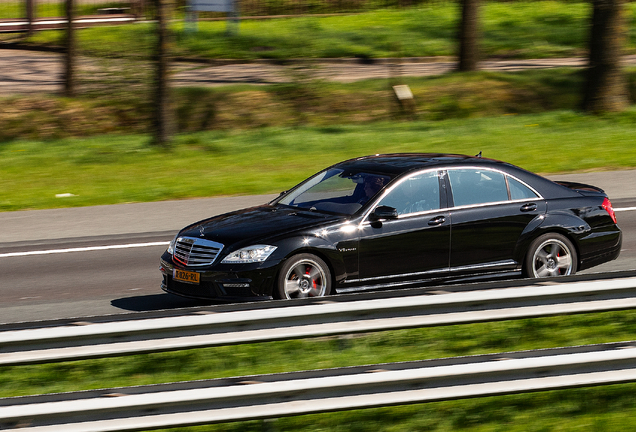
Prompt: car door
<box><xmin>357</xmin><ymin>170</ymin><xmax>451</xmax><ymax>283</ymax></box>
<box><xmin>446</xmin><ymin>168</ymin><xmax>546</xmax><ymax>273</ymax></box>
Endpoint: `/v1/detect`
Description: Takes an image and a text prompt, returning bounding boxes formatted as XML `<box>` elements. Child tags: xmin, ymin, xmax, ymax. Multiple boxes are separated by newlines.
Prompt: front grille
<box><xmin>173</xmin><ymin>237</ymin><xmax>224</xmax><ymax>267</ymax></box>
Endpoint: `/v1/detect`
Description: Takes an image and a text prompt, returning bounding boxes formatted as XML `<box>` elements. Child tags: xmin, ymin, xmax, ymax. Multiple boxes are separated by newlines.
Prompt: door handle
<box><xmin>520</xmin><ymin>203</ymin><xmax>537</xmax><ymax>212</ymax></box>
<box><xmin>428</xmin><ymin>216</ymin><xmax>446</xmax><ymax>226</ymax></box>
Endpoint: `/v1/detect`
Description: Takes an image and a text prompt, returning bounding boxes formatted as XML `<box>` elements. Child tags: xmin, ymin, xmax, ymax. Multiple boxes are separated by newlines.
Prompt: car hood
<box><xmin>179</xmin><ymin>205</ymin><xmax>345</xmax><ymax>247</ymax></box>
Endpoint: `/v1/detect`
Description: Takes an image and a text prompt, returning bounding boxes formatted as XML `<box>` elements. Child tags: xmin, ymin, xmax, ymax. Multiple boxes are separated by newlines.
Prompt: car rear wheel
<box><xmin>525</xmin><ymin>233</ymin><xmax>577</xmax><ymax>278</ymax></box>
<box><xmin>277</xmin><ymin>254</ymin><xmax>332</xmax><ymax>299</ymax></box>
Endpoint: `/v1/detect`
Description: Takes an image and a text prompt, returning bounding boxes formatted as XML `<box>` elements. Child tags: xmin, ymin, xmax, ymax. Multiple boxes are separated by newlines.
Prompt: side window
<box><xmin>508</xmin><ymin>176</ymin><xmax>539</xmax><ymax>200</ymax></box>
<box><xmin>378</xmin><ymin>171</ymin><xmax>440</xmax><ymax>216</ymax></box>
<box><xmin>448</xmin><ymin>169</ymin><xmax>508</xmax><ymax>207</ymax></box>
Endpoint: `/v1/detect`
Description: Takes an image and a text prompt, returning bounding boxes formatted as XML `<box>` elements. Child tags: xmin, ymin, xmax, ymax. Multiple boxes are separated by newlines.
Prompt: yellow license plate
<box><xmin>173</xmin><ymin>268</ymin><xmax>200</xmax><ymax>284</ymax></box>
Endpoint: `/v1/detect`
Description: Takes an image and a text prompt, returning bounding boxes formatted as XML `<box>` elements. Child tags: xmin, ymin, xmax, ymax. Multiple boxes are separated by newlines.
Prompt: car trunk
<box><xmin>554</xmin><ymin>181</ymin><xmax>606</xmax><ymax>196</ymax></box>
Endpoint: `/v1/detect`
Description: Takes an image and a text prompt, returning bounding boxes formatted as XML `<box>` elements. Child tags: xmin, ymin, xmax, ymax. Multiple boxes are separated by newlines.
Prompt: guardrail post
<box><xmin>134</xmin><ymin>0</ymin><xmax>146</xmax><ymax>19</ymax></box>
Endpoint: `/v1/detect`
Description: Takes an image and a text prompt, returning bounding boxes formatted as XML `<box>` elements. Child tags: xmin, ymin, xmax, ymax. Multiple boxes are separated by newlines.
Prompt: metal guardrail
<box><xmin>1</xmin><ymin>275</ymin><xmax>636</xmax><ymax>365</ymax></box>
<box><xmin>2</xmin><ymin>340</ymin><xmax>636</xmax><ymax>431</ymax></box>
<box><xmin>0</xmin><ymin>16</ymin><xmax>136</xmax><ymax>33</ymax></box>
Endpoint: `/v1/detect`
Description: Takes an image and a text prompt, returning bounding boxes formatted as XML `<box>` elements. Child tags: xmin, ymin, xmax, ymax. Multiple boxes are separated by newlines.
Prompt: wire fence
<box><xmin>0</xmin><ymin>0</ymin><xmax>444</xmax><ymax>22</ymax></box>
<box><xmin>226</xmin><ymin>0</ymin><xmax>434</xmax><ymax>16</ymax></box>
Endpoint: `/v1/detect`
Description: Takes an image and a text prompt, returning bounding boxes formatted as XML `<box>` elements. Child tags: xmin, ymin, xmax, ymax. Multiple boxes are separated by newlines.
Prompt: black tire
<box><xmin>524</xmin><ymin>233</ymin><xmax>577</xmax><ymax>278</ymax></box>
<box><xmin>276</xmin><ymin>253</ymin><xmax>332</xmax><ymax>299</ymax></box>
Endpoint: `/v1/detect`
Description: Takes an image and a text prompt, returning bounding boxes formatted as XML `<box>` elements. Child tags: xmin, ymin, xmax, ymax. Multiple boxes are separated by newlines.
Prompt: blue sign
<box><xmin>190</xmin><ymin>0</ymin><xmax>234</xmax><ymax>12</ymax></box>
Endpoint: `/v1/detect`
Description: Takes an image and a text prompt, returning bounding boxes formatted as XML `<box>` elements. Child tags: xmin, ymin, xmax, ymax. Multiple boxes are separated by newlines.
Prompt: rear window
<box><xmin>448</xmin><ymin>169</ymin><xmax>509</xmax><ymax>206</ymax></box>
<box><xmin>508</xmin><ymin>176</ymin><xmax>539</xmax><ymax>200</ymax></box>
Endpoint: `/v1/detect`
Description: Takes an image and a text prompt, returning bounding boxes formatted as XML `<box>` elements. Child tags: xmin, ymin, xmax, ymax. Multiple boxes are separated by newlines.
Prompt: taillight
<box><xmin>602</xmin><ymin>197</ymin><xmax>617</xmax><ymax>224</ymax></box>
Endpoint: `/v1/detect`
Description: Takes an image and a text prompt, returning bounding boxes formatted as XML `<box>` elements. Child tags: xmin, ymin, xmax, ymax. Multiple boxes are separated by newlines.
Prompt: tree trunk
<box><xmin>457</xmin><ymin>0</ymin><xmax>480</xmax><ymax>72</ymax></box>
<box><xmin>151</xmin><ymin>0</ymin><xmax>173</xmax><ymax>146</ymax></box>
<box><xmin>582</xmin><ymin>0</ymin><xmax>628</xmax><ymax>112</ymax></box>
<box><xmin>63</xmin><ymin>0</ymin><xmax>75</xmax><ymax>97</ymax></box>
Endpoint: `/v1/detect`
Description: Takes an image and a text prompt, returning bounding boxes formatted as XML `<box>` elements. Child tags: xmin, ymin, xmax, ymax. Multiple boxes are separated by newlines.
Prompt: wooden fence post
<box><xmin>26</xmin><ymin>0</ymin><xmax>35</xmax><ymax>37</ymax></box>
<box><xmin>63</xmin><ymin>0</ymin><xmax>76</xmax><ymax>97</ymax></box>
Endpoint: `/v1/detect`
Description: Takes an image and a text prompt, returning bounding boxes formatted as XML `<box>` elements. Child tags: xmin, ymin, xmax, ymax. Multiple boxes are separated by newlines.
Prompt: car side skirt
<box><xmin>338</xmin><ymin>259</ymin><xmax>518</xmax><ymax>292</ymax></box>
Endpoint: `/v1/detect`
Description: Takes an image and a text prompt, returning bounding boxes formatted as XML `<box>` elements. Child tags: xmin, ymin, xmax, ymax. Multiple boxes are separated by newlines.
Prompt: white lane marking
<box><xmin>0</xmin><ymin>242</ymin><xmax>170</xmax><ymax>258</ymax></box>
<box><xmin>2</xmin><ymin>207</ymin><xmax>635</xmax><ymax>259</ymax></box>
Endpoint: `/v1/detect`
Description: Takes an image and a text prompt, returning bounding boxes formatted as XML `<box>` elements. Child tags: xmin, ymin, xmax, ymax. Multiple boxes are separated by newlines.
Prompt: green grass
<box><xmin>2</xmin><ymin>109</ymin><xmax>636</xmax><ymax>211</ymax></box>
<box><xmin>3</xmin><ymin>310</ymin><xmax>636</xmax><ymax>430</ymax></box>
<box><xmin>19</xmin><ymin>1</ymin><xmax>636</xmax><ymax>60</ymax></box>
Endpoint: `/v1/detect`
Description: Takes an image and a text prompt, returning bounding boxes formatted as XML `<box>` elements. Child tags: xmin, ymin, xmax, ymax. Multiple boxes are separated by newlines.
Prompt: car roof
<box><xmin>334</xmin><ymin>153</ymin><xmax>511</xmax><ymax>175</ymax></box>
<box><xmin>333</xmin><ymin>153</ymin><xmax>579</xmax><ymax>198</ymax></box>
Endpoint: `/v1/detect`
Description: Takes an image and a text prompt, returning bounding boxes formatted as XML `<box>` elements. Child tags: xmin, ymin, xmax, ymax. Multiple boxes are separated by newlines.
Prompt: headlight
<box><xmin>221</xmin><ymin>245</ymin><xmax>277</xmax><ymax>264</ymax></box>
<box><xmin>167</xmin><ymin>235</ymin><xmax>178</xmax><ymax>254</ymax></box>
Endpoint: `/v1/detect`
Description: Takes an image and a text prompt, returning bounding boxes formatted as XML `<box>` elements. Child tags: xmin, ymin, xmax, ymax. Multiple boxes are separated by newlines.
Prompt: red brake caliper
<box><xmin>305</xmin><ymin>267</ymin><xmax>316</xmax><ymax>289</ymax></box>
<box><xmin>306</xmin><ymin>267</ymin><xmax>317</xmax><ymax>290</ymax></box>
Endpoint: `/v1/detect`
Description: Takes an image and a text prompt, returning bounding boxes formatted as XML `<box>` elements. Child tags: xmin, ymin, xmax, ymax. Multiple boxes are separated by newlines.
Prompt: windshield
<box><xmin>276</xmin><ymin>168</ymin><xmax>392</xmax><ymax>215</ymax></box>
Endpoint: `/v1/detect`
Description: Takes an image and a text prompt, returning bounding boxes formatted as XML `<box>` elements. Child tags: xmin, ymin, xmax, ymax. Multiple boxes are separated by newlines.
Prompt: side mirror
<box><xmin>369</xmin><ymin>205</ymin><xmax>398</xmax><ymax>222</ymax></box>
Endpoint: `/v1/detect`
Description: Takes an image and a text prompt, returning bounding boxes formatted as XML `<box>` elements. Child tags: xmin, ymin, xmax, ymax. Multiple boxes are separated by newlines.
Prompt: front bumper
<box><xmin>159</xmin><ymin>252</ymin><xmax>278</xmax><ymax>301</ymax></box>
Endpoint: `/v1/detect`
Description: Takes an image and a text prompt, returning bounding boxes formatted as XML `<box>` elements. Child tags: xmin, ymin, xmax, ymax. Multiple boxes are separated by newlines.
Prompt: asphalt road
<box><xmin>1</xmin><ymin>171</ymin><xmax>634</xmax><ymax>325</ymax></box>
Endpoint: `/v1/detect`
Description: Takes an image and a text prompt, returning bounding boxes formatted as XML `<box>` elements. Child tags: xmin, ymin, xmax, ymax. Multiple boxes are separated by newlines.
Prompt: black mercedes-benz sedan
<box><xmin>160</xmin><ymin>153</ymin><xmax>622</xmax><ymax>301</ymax></box>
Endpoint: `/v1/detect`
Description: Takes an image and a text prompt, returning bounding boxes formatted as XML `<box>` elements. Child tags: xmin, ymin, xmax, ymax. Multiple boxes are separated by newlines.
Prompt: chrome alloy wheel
<box><xmin>531</xmin><ymin>238</ymin><xmax>574</xmax><ymax>278</ymax></box>
<box><xmin>283</xmin><ymin>258</ymin><xmax>328</xmax><ymax>299</ymax></box>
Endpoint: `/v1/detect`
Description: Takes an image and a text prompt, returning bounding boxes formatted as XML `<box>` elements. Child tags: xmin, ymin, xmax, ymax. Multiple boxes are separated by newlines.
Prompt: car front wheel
<box><xmin>276</xmin><ymin>253</ymin><xmax>332</xmax><ymax>299</ymax></box>
<box><xmin>525</xmin><ymin>233</ymin><xmax>577</xmax><ymax>278</ymax></box>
